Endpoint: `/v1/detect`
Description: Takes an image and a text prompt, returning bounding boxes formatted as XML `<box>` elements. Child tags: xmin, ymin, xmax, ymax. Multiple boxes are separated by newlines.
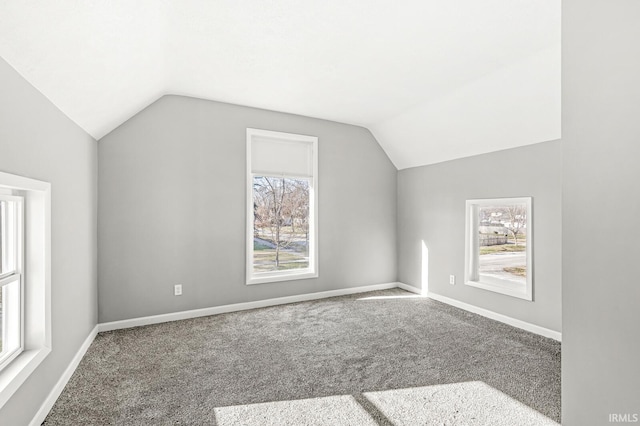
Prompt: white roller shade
<box><xmin>248</xmin><ymin>129</ymin><xmax>316</xmax><ymax>178</ymax></box>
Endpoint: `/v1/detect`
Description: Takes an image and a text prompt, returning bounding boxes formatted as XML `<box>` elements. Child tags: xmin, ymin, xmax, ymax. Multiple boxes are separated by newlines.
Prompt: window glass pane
<box><xmin>0</xmin><ymin>200</ymin><xmax>17</xmax><ymax>276</ymax></box>
<box><xmin>0</xmin><ymin>279</ymin><xmax>21</xmax><ymax>360</ymax></box>
<box><xmin>477</xmin><ymin>204</ymin><xmax>528</xmax><ymax>288</ymax></box>
<box><xmin>252</xmin><ymin>176</ymin><xmax>310</xmax><ymax>273</ymax></box>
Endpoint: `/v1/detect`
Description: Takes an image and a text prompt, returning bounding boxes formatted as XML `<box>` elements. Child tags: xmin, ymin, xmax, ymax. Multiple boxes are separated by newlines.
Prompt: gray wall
<box><xmin>562</xmin><ymin>1</ymin><xmax>640</xmax><ymax>424</ymax></box>
<box><xmin>98</xmin><ymin>95</ymin><xmax>397</xmax><ymax>323</ymax></box>
<box><xmin>0</xmin><ymin>58</ymin><xmax>97</xmax><ymax>424</ymax></box>
<box><xmin>397</xmin><ymin>140</ymin><xmax>562</xmax><ymax>332</ymax></box>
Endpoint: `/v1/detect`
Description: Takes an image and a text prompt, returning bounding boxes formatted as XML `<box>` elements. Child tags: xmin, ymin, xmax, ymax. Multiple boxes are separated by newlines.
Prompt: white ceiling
<box><xmin>0</xmin><ymin>1</ymin><xmax>560</xmax><ymax>169</ymax></box>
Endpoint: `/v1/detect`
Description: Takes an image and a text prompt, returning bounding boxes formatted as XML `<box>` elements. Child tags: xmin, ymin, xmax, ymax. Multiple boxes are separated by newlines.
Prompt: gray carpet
<box><xmin>44</xmin><ymin>289</ymin><xmax>561</xmax><ymax>425</ymax></box>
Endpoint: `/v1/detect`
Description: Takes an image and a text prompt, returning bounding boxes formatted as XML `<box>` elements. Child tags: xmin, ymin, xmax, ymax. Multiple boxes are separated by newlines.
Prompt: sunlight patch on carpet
<box><xmin>214</xmin><ymin>395</ymin><xmax>377</xmax><ymax>426</ymax></box>
<box><xmin>214</xmin><ymin>382</ymin><xmax>558</xmax><ymax>426</ymax></box>
<box><xmin>364</xmin><ymin>381</ymin><xmax>559</xmax><ymax>426</ymax></box>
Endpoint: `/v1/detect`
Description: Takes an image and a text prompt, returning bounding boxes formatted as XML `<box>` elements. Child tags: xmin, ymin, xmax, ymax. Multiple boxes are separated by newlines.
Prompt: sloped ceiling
<box><xmin>0</xmin><ymin>1</ymin><xmax>560</xmax><ymax>169</ymax></box>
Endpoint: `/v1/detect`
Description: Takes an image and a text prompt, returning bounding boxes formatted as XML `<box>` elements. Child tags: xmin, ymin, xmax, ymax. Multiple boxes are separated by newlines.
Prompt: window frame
<box><xmin>464</xmin><ymin>197</ymin><xmax>533</xmax><ymax>301</ymax></box>
<box><xmin>0</xmin><ymin>194</ymin><xmax>24</xmax><ymax>371</ymax></box>
<box><xmin>246</xmin><ymin>128</ymin><xmax>318</xmax><ymax>285</ymax></box>
<box><xmin>0</xmin><ymin>171</ymin><xmax>51</xmax><ymax>409</ymax></box>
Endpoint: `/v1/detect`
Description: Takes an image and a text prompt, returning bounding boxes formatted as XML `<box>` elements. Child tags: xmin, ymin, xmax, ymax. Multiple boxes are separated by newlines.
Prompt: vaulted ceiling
<box><xmin>0</xmin><ymin>1</ymin><xmax>560</xmax><ymax>169</ymax></box>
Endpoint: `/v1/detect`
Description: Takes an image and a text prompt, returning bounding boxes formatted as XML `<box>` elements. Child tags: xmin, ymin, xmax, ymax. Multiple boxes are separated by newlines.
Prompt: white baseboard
<box><xmin>97</xmin><ymin>282</ymin><xmax>401</xmax><ymax>332</ymax></box>
<box><xmin>30</xmin><ymin>325</ymin><xmax>98</xmax><ymax>426</ymax></box>
<box><xmin>426</xmin><ymin>291</ymin><xmax>562</xmax><ymax>341</ymax></box>
<box><xmin>396</xmin><ymin>282</ymin><xmax>424</xmax><ymax>295</ymax></box>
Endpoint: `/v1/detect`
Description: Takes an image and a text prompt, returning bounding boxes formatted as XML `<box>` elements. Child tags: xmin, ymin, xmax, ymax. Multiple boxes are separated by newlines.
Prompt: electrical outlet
<box><xmin>449</xmin><ymin>275</ymin><xmax>455</xmax><ymax>285</ymax></box>
<box><xmin>174</xmin><ymin>284</ymin><xmax>182</xmax><ymax>296</ymax></box>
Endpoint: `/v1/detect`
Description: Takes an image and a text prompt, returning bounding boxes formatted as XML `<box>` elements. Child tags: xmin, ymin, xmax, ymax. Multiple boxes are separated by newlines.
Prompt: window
<box><xmin>246</xmin><ymin>128</ymin><xmax>318</xmax><ymax>285</ymax></box>
<box><xmin>465</xmin><ymin>197</ymin><xmax>533</xmax><ymax>300</ymax></box>
<box><xmin>0</xmin><ymin>171</ymin><xmax>51</xmax><ymax>408</ymax></box>
<box><xmin>0</xmin><ymin>195</ymin><xmax>23</xmax><ymax>370</ymax></box>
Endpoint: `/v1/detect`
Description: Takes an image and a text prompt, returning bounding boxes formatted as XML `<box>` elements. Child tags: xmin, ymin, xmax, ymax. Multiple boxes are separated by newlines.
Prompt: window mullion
<box><xmin>0</xmin><ymin>273</ymin><xmax>20</xmax><ymax>288</ymax></box>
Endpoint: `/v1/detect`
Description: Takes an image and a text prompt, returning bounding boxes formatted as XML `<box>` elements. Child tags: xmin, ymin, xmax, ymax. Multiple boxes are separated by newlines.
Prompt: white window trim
<box><xmin>0</xmin><ymin>171</ymin><xmax>51</xmax><ymax>409</ymax></box>
<box><xmin>464</xmin><ymin>197</ymin><xmax>533</xmax><ymax>301</ymax></box>
<box><xmin>246</xmin><ymin>128</ymin><xmax>319</xmax><ymax>285</ymax></box>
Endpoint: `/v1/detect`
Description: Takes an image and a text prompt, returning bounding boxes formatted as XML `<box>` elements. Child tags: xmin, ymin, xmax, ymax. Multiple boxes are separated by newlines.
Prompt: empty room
<box><xmin>1</xmin><ymin>1</ymin><xmax>639</xmax><ymax>425</ymax></box>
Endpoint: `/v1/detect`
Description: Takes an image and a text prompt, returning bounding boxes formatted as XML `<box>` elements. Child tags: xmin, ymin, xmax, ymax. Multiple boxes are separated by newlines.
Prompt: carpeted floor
<box><xmin>43</xmin><ymin>289</ymin><xmax>561</xmax><ymax>425</ymax></box>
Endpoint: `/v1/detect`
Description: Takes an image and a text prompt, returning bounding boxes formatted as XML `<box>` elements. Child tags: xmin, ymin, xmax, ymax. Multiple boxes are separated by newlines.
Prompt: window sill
<box><xmin>247</xmin><ymin>270</ymin><xmax>318</xmax><ymax>285</ymax></box>
<box><xmin>465</xmin><ymin>277</ymin><xmax>532</xmax><ymax>301</ymax></box>
<box><xmin>0</xmin><ymin>347</ymin><xmax>51</xmax><ymax>408</ymax></box>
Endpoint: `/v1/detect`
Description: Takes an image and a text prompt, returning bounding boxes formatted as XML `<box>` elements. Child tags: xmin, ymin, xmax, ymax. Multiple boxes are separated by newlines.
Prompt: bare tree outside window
<box><xmin>252</xmin><ymin>176</ymin><xmax>310</xmax><ymax>272</ymax></box>
<box><xmin>504</xmin><ymin>205</ymin><xmax>527</xmax><ymax>246</ymax></box>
